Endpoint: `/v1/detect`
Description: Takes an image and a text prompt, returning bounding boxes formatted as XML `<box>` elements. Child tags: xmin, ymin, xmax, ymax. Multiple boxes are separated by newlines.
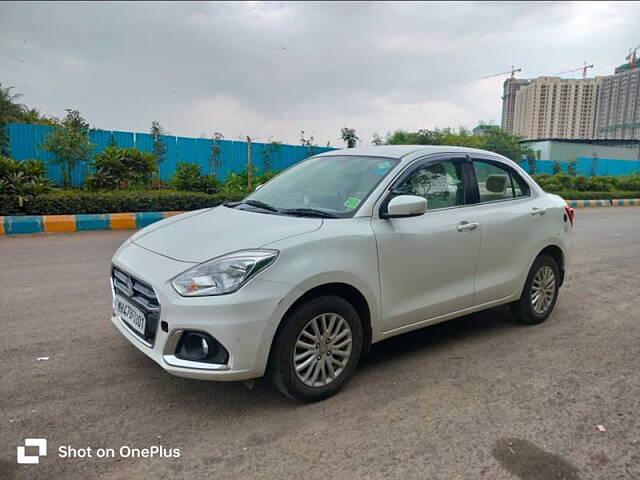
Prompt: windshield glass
<box><xmin>243</xmin><ymin>155</ymin><xmax>400</xmax><ymax>217</ymax></box>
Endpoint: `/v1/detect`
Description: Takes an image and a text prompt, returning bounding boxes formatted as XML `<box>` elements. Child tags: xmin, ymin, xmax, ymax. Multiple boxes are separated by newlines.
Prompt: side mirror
<box><xmin>381</xmin><ymin>195</ymin><xmax>427</xmax><ymax>219</ymax></box>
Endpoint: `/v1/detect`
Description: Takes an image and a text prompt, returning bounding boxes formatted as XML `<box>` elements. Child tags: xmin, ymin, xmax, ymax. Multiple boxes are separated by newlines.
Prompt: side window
<box><xmin>473</xmin><ymin>160</ymin><xmax>529</xmax><ymax>203</ymax></box>
<box><xmin>395</xmin><ymin>160</ymin><xmax>465</xmax><ymax>210</ymax></box>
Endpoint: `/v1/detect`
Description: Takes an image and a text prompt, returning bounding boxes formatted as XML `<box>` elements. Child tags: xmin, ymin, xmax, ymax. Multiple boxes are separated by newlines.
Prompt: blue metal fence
<box><xmin>520</xmin><ymin>158</ymin><xmax>640</xmax><ymax>177</ymax></box>
<box><xmin>7</xmin><ymin>123</ymin><xmax>336</xmax><ymax>186</ymax></box>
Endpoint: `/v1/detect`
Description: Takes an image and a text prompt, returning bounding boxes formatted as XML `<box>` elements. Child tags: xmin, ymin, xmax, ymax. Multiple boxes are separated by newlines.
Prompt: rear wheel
<box><xmin>270</xmin><ymin>295</ymin><xmax>362</xmax><ymax>402</ymax></box>
<box><xmin>511</xmin><ymin>254</ymin><xmax>560</xmax><ymax>325</ymax></box>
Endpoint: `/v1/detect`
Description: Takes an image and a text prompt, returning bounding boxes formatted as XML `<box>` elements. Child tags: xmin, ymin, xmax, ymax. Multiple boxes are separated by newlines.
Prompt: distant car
<box><xmin>110</xmin><ymin>146</ymin><xmax>573</xmax><ymax>402</ymax></box>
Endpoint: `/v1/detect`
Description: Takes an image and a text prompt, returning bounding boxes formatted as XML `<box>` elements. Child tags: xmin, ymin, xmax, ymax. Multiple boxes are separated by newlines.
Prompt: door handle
<box><xmin>530</xmin><ymin>207</ymin><xmax>547</xmax><ymax>216</ymax></box>
<box><xmin>456</xmin><ymin>221</ymin><xmax>479</xmax><ymax>232</ymax></box>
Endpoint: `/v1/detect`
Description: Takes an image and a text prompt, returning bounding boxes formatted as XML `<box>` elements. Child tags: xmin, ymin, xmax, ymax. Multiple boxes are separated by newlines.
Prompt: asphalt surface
<box><xmin>1</xmin><ymin>208</ymin><xmax>639</xmax><ymax>480</ymax></box>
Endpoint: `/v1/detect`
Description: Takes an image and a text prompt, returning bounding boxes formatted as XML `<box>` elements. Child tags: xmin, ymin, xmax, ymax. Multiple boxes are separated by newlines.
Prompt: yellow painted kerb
<box><xmin>44</xmin><ymin>215</ymin><xmax>77</xmax><ymax>233</ymax></box>
<box><xmin>110</xmin><ymin>213</ymin><xmax>137</xmax><ymax>229</ymax></box>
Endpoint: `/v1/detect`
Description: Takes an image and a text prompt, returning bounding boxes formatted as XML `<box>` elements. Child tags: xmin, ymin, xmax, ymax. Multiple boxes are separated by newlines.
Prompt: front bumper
<box><xmin>111</xmin><ymin>240</ymin><xmax>301</xmax><ymax>381</ymax></box>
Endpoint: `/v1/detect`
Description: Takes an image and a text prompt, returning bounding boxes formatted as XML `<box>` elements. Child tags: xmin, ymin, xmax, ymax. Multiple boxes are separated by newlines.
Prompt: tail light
<box><xmin>564</xmin><ymin>206</ymin><xmax>574</xmax><ymax>226</ymax></box>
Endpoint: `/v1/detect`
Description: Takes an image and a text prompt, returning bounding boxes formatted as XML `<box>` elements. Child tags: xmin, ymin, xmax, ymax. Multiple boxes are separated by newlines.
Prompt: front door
<box><xmin>371</xmin><ymin>156</ymin><xmax>481</xmax><ymax>333</ymax></box>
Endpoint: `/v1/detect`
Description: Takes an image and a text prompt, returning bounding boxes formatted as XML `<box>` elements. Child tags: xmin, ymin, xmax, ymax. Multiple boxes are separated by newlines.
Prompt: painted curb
<box><xmin>1</xmin><ymin>211</ymin><xmax>183</xmax><ymax>235</ymax></box>
<box><xmin>565</xmin><ymin>199</ymin><xmax>640</xmax><ymax>207</ymax></box>
<box><xmin>611</xmin><ymin>199</ymin><xmax>640</xmax><ymax>206</ymax></box>
<box><xmin>565</xmin><ymin>199</ymin><xmax>611</xmax><ymax>208</ymax></box>
<box><xmin>2</xmin><ymin>199</ymin><xmax>639</xmax><ymax>235</ymax></box>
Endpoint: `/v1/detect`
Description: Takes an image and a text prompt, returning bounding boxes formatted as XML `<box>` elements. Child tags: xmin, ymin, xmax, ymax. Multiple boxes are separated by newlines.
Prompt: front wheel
<box><xmin>511</xmin><ymin>254</ymin><xmax>560</xmax><ymax>325</ymax></box>
<box><xmin>269</xmin><ymin>295</ymin><xmax>363</xmax><ymax>402</ymax></box>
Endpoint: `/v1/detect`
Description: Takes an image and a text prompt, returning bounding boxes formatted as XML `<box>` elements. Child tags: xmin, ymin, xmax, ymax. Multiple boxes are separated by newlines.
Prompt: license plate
<box><xmin>114</xmin><ymin>296</ymin><xmax>146</xmax><ymax>335</ymax></box>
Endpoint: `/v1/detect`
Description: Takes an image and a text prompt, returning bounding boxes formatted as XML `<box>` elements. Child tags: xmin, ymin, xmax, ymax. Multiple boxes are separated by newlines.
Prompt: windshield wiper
<box><xmin>280</xmin><ymin>208</ymin><xmax>338</xmax><ymax>218</ymax></box>
<box><xmin>224</xmin><ymin>199</ymin><xmax>280</xmax><ymax>213</ymax></box>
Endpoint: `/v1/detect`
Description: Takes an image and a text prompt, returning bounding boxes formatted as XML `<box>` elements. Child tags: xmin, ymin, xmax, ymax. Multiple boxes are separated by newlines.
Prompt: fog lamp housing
<box><xmin>175</xmin><ymin>331</ymin><xmax>229</xmax><ymax>364</ymax></box>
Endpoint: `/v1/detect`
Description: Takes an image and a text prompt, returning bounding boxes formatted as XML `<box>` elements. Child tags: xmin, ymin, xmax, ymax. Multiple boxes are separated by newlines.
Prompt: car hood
<box><xmin>131</xmin><ymin>206</ymin><xmax>323</xmax><ymax>263</ymax></box>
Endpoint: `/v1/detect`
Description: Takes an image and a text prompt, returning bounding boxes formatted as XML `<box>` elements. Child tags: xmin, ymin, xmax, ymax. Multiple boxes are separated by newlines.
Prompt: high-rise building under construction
<box><xmin>595</xmin><ymin>64</ymin><xmax>640</xmax><ymax>139</ymax></box>
<box><xmin>505</xmin><ymin>58</ymin><xmax>640</xmax><ymax>140</ymax></box>
<box><xmin>501</xmin><ymin>78</ymin><xmax>530</xmax><ymax>134</ymax></box>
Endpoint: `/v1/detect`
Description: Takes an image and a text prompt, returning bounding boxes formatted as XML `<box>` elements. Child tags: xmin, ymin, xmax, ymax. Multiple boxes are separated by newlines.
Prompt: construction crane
<box><xmin>482</xmin><ymin>65</ymin><xmax>522</xmax><ymax>80</ymax></box>
<box><xmin>555</xmin><ymin>61</ymin><xmax>594</xmax><ymax>79</ymax></box>
<box><xmin>626</xmin><ymin>44</ymin><xmax>639</xmax><ymax>69</ymax></box>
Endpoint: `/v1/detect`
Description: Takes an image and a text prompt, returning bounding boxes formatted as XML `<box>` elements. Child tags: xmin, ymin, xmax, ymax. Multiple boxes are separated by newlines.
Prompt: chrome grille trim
<box><xmin>111</xmin><ymin>266</ymin><xmax>161</xmax><ymax>345</ymax></box>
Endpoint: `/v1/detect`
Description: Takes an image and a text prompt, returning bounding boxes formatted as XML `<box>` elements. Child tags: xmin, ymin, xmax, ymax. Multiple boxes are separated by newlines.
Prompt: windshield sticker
<box><xmin>374</xmin><ymin>161</ymin><xmax>392</xmax><ymax>175</ymax></box>
<box><xmin>344</xmin><ymin>197</ymin><xmax>361</xmax><ymax>209</ymax></box>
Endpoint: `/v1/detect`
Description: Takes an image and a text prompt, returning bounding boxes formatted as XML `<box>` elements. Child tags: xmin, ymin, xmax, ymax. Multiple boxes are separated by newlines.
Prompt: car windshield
<box><xmin>240</xmin><ymin>155</ymin><xmax>400</xmax><ymax>218</ymax></box>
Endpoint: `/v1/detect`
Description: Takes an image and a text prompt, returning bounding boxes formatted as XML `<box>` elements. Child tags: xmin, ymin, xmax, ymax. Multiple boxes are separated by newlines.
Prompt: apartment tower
<box><xmin>512</xmin><ymin>77</ymin><xmax>600</xmax><ymax>140</ymax></box>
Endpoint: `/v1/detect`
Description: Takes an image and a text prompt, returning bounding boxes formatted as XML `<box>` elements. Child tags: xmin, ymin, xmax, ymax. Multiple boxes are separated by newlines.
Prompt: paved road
<box><xmin>1</xmin><ymin>208</ymin><xmax>639</xmax><ymax>480</ymax></box>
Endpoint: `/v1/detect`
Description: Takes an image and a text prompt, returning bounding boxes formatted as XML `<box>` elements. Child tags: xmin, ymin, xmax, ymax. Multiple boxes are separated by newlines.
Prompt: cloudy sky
<box><xmin>1</xmin><ymin>1</ymin><xmax>638</xmax><ymax>146</ymax></box>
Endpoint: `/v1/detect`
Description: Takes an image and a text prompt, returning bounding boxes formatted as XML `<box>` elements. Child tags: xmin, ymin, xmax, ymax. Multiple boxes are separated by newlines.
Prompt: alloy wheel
<box><xmin>293</xmin><ymin>313</ymin><xmax>352</xmax><ymax>388</ymax></box>
<box><xmin>530</xmin><ymin>265</ymin><xmax>556</xmax><ymax>314</ymax></box>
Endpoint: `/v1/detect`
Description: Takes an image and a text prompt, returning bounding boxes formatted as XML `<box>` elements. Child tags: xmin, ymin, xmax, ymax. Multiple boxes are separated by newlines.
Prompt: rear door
<box><xmin>469</xmin><ymin>156</ymin><xmax>543</xmax><ymax>305</ymax></box>
<box><xmin>371</xmin><ymin>155</ymin><xmax>482</xmax><ymax>333</ymax></box>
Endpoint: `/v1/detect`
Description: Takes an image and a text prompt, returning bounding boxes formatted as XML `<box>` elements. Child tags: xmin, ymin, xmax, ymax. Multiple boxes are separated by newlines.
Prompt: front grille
<box><xmin>112</xmin><ymin>267</ymin><xmax>160</xmax><ymax>345</ymax></box>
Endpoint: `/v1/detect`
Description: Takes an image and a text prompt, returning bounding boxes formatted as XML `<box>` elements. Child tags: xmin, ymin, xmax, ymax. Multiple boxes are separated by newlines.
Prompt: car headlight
<box><xmin>171</xmin><ymin>249</ymin><xmax>279</xmax><ymax>297</ymax></box>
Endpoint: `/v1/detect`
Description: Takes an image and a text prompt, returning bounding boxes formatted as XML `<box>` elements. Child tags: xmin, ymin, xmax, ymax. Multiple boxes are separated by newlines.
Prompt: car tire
<box><xmin>510</xmin><ymin>254</ymin><xmax>560</xmax><ymax>325</ymax></box>
<box><xmin>269</xmin><ymin>295</ymin><xmax>363</xmax><ymax>402</ymax></box>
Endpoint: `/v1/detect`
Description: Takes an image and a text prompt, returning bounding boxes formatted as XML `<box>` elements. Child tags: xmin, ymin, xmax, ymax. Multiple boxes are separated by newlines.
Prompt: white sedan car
<box><xmin>111</xmin><ymin>146</ymin><xmax>572</xmax><ymax>402</ymax></box>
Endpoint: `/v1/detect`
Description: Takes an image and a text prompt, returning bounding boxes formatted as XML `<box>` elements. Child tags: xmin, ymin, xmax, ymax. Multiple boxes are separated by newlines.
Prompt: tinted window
<box><xmin>395</xmin><ymin>160</ymin><xmax>465</xmax><ymax>210</ymax></box>
<box><xmin>473</xmin><ymin>160</ymin><xmax>529</xmax><ymax>202</ymax></box>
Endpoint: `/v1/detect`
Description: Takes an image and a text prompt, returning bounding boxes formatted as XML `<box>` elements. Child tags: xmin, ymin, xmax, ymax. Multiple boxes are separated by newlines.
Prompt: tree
<box><xmin>43</xmin><ymin>109</ymin><xmax>94</xmax><ymax>187</ymax></box>
<box><xmin>0</xmin><ymin>124</ymin><xmax>9</xmax><ymax>157</ymax></box>
<box><xmin>371</xmin><ymin>133</ymin><xmax>384</xmax><ymax>146</ymax></box>
<box><xmin>340</xmin><ymin>127</ymin><xmax>359</xmax><ymax>148</ymax></box>
<box><xmin>300</xmin><ymin>130</ymin><xmax>316</xmax><ymax>157</ymax></box>
<box><xmin>568</xmin><ymin>158</ymin><xmax>578</xmax><ymax>176</ymax></box>
<box><xmin>552</xmin><ymin>160</ymin><xmax>562</xmax><ymax>175</ymax></box>
<box><xmin>18</xmin><ymin>108</ymin><xmax>58</xmax><ymax>126</ymax></box>
<box><xmin>528</xmin><ymin>151</ymin><xmax>538</xmax><ymax>175</ymax></box>
<box><xmin>386</xmin><ymin>126</ymin><xmax>531</xmax><ymax>162</ymax></box>
<box><xmin>0</xmin><ymin>84</ymin><xmax>26</xmax><ymax>157</ymax></box>
<box><xmin>262</xmin><ymin>137</ymin><xmax>281</xmax><ymax>172</ymax></box>
<box><xmin>590</xmin><ymin>155</ymin><xmax>598</xmax><ymax>177</ymax></box>
<box><xmin>210</xmin><ymin>132</ymin><xmax>224</xmax><ymax>172</ymax></box>
<box><xmin>481</xmin><ymin>128</ymin><xmax>531</xmax><ymax>161</ymax></box>
<box><xmin>0</xmin><ymin>84</ymin><xmax>25</xmax><ymax>124</ymax></box>
<box><xmin>150</xmin><ymin>121</ymin><xmax>166</xmax><ymax>162</ymax></box>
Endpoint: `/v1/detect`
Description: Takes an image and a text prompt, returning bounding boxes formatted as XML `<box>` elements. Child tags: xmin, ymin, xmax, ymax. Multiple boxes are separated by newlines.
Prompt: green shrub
<box><xmin>221</xmin><ymin>169</ymin><xmax>281</xmax><ymax>195</ymax></box>
<box><xmin>555</xmin><ymin>191</ymin><xmax>640</xmax><ymax>200</ymax></box>
<box><xmin>0</xmin><ymin>190</ymin><xmax>245</xmax><ymax>216</ymax></box>
<box><xmin>0</xmin><ymin>156</ymin><xmax>54</xmax><ymax>205</ymax></box>
<box><xmin>170</xmin><ymin>162</ymin><xmax>219</xmax><ymax>194</ymax></box>
<box><xmin>534</xmin><ymin>173</ymin><xmax>640</xmax><ymax>193</ymax></box>
<box><xmin>616</xmin><ymin>173</ymin><xmax>640</xmax><ymax>191</ymax></box>
<box><xmin>87</xmin><ymin>147</ymin><xmax>157</xmax><ymax>190</ymax></box>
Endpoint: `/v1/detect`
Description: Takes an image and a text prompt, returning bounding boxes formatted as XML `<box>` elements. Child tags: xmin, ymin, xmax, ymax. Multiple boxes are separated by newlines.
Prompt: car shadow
<box><xmin>361</xmin><ymin>305</ymin><xmax>518</xmax><ymax>371</ymax></box>
<box><xmin>132</xmin><ymin>305</ymin><xmax>523</xmax><ymax>412</ymax></box>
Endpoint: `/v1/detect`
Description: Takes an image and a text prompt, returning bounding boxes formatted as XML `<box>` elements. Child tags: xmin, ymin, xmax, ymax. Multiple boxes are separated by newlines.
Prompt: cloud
<box><xmin>0</xmin><ymin>1</ymin><xmax>637</xmax><ymax>146</ymax></box>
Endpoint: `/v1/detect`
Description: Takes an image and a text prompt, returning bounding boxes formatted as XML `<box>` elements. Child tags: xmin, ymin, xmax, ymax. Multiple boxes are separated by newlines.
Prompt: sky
<box><xmin>1</xmin><ymin>1</ymin><xmax>638</xmax><ymax>147</ymax></box>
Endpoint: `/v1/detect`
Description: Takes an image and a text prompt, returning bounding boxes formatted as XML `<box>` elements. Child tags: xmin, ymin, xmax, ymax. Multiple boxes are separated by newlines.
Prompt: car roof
<box><xmin>315</xmin><ymin>145</ymin><xmax>503</xmax><ymax>160</ymax></box>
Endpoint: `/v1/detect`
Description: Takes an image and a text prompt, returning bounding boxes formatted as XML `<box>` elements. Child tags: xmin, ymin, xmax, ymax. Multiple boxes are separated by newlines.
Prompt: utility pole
<box><xmin>247</xmin><ymin>136</ymin><xmax>252</xmax><ymax>190</ymax></box>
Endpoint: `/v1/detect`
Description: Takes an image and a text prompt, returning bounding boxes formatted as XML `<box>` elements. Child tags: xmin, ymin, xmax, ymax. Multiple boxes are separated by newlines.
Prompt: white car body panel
<box><xmin>133</xmin><ymin>204</ymin><xmax>322</xmax><ymax>263</ymax></box>
<box><xmin>110</xmin><ymin>145</ymin><xmax>572</xmax><ymax>382</ymax></box>
<box><xmin>371</xmin><ymin>207</ymin><xmax>481</xmax><ymax>332</ymax></box>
